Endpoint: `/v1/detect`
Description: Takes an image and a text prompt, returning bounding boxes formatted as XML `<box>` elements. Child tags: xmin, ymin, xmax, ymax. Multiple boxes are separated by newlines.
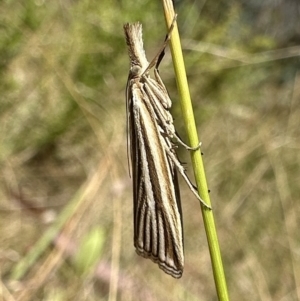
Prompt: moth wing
<box><xmin>130</xmin><ymin>85</ymin><xmax>184</xmax><ymax>278</ymax></box>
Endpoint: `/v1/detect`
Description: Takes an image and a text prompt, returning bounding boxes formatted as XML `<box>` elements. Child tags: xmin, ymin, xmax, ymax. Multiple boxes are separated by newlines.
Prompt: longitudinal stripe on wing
<box><xmin>130</xmin><ymin>83</ymin><xmax>184</xmax><ymax>277</ymax></box>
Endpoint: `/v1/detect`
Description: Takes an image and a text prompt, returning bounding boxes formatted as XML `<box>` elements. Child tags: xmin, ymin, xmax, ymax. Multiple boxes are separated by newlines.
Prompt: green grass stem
<box><xmin>161</xmin><ymin>1</ymin><xmax>230</xmax><ymax>300</ymax></box>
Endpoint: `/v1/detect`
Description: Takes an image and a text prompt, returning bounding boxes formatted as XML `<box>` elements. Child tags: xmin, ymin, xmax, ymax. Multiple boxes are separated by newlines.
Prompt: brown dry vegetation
<box><xmin>1</xmin><ymin>1</ymin><xmax>300</xmax><ymax>300</ymax></box>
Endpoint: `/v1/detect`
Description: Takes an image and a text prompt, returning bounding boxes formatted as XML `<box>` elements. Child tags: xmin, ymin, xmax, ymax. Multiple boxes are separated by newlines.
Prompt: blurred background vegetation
<box><xmin>1</xmin><ymin>0</ymin><xmax>300</xmax><ymax>300</ymax></box>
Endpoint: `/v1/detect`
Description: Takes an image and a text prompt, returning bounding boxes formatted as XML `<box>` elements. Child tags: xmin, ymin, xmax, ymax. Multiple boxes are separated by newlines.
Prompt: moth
<box><xmin>124</xmin><ymin>18</ymin><xmax>210</xmax><ymax>278</ymax></box>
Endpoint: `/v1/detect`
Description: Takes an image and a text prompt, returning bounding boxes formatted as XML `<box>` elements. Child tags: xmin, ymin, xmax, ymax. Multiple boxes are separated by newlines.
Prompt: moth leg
<box><xmin>161</xmin><ymin>126</ymin><xmax>202</xmax><ymax>151</ymax></box>
<box><xmin>143</xmin><ymin>14</ymin><xmax>177</xmax><ymax>74</ymax></box>
<box><xmin>148</xmin><ymin>70</ymin><xmax>201</xmax><ymax>151</ymax></box>
<box><xmin>172</xmin><ymin>133</ymin><xmax>202</xmax><ymax>151</ymax></box>
<box><xmin>155</xmin><ymin>15</ymin><xmax>177</xmax><ymax>70</ymax></box>
<box><xmin>165</xmin><ymin>147</ymin><xmax>212</xmax><ymax>209</ymax></box>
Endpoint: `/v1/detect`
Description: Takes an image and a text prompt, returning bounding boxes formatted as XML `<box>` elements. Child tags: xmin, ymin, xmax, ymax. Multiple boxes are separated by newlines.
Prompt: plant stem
<box><xmin>161</xmin><ymin>1</ymin><xmax>230</xmax><ymax>300</ymax></box>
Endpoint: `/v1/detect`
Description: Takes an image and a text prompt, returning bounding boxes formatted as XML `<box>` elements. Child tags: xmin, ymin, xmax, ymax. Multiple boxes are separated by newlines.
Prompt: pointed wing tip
<box><xmin>135</xmin><ymin>248</ymin><xmax>183</xmax><ymax>279</ymax></box>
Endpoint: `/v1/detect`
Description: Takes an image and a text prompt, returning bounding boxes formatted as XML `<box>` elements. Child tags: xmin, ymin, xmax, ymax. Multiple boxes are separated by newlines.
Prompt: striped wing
<box><xmin>129</xmin><ymin>80</ymin><xmax>184</xmax><ymax>278</ymax></box>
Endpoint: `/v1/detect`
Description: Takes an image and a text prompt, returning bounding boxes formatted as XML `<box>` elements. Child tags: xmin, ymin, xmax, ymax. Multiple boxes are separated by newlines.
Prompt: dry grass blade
<box><xmin>12</xmin><ymin>159</ymin><xmax>111</xmax><ymax>300</ymax></box>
